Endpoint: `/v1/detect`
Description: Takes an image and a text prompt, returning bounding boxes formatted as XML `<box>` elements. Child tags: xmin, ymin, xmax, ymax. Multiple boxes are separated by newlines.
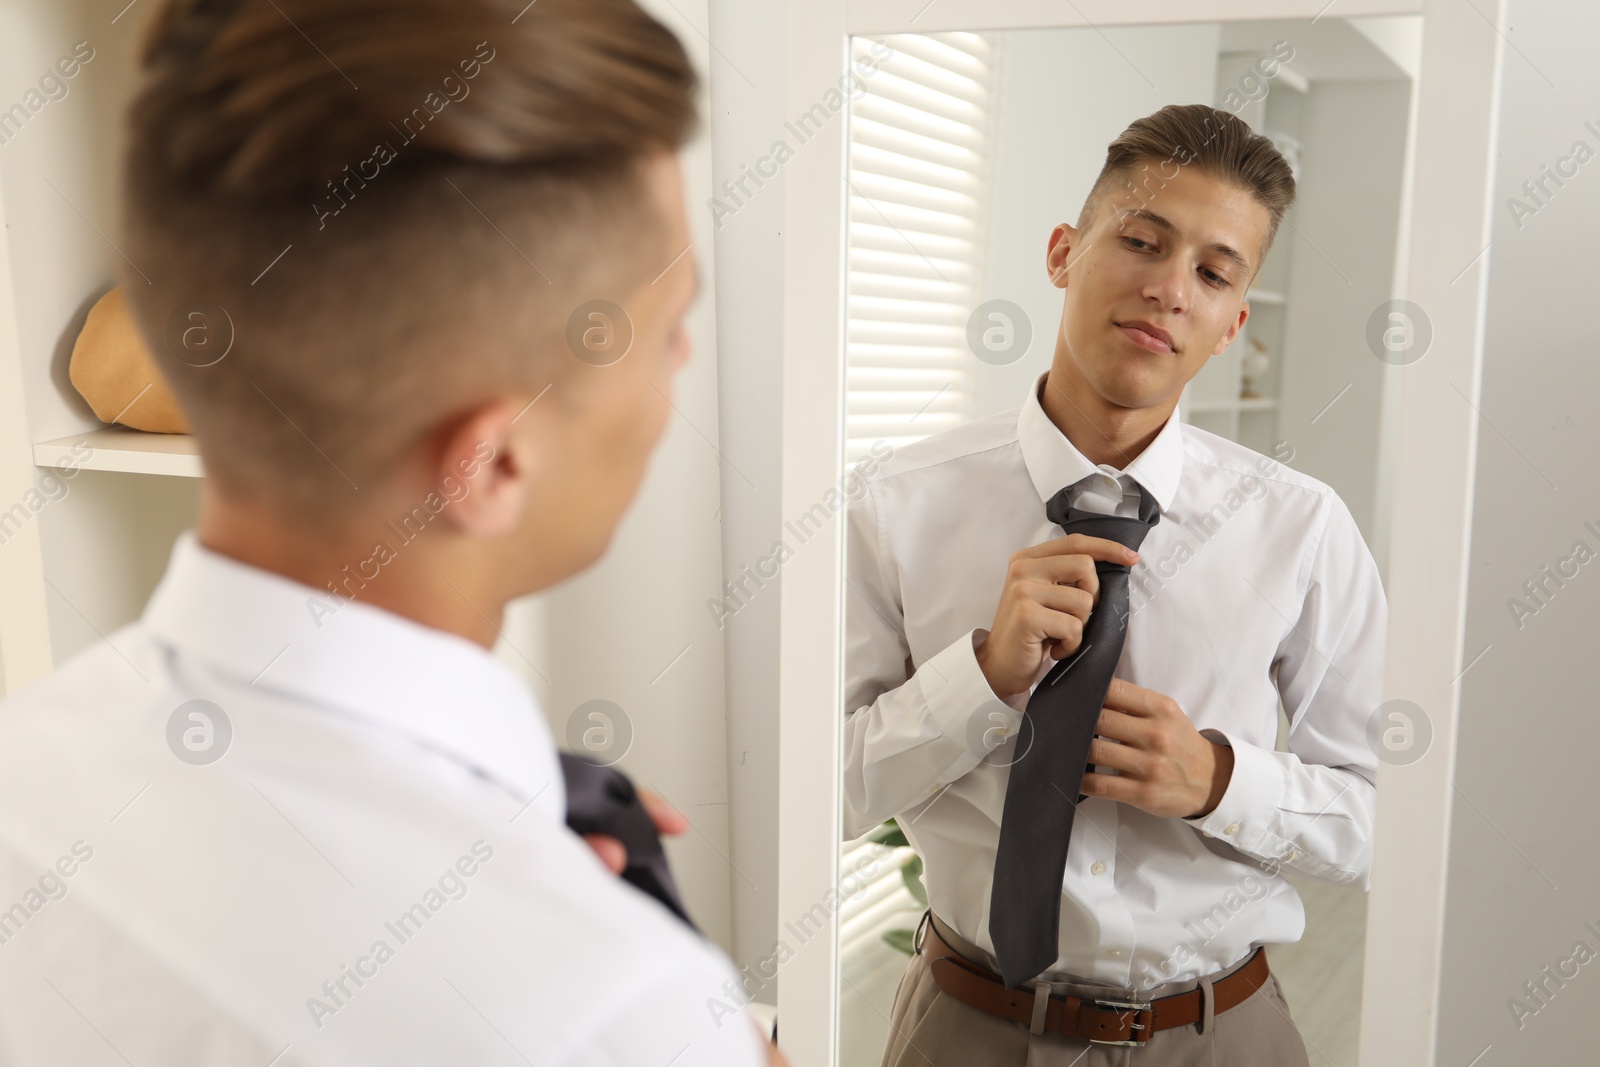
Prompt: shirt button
<box><xmin>1224</xmin><ymin>822</ymin><xmax>1240</xmax><ymax>835</ymax></box>
<box><xmin>1090</xmin><ymin>861</ymin><xmax>1107</xmax><ymax>875</ymax></box>
<box><xmin>1286</xmin><ymin>848</ymin><xmax>1300</xmax><ymax>862</ymax></box>
<box><xmin>1108</xmin><ymin>948</ymin><xmax>1123</xmax><ymax>957</ymax></box>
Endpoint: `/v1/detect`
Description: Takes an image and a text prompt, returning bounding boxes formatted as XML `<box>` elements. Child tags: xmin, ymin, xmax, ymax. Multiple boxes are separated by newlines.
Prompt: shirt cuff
<box><xmin>1179</xmin><ymin>729</ymin><xmax>1284</xmax><ymax>856</ymax></box>
<box><xmin>918</xmin><ymin>628</ymin><xmax>1023</xmax><ymax>756</ymax></box>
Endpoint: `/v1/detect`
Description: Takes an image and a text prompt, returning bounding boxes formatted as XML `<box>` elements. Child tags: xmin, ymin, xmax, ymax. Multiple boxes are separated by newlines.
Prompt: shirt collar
<box><xmin>141</xmin><ymin>531</ymin><xmax>565</xmax><ymax>823</ymax></box>
<box><xmin>1017</xmin><ymin>368</ymin><xmax>1185</xmax><ymax>514</ymax></box>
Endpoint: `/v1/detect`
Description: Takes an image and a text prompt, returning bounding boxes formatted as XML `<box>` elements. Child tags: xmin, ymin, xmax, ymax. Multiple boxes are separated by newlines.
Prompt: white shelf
<box><xmin>34</xmin><ymin>428</ymin><xmax>203</xmax><ymax>478</ymax></box>
<box><xmin>1186</xmin><ymin>397</ymin><xmax>1279</xmax><ymax>415</ymax></box>
<box><xmin>1268</xmin><ymin>61</ymin><xmax>1309</xmax><ymax>94</ymax></box>
<box><xmin>1245</xmin><ymin>288</ymin><xmax>1286</xmax><ymax>305</ymax></box>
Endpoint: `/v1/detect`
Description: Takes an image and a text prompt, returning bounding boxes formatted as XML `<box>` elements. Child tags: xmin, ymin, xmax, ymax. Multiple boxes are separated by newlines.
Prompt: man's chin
<box><xmin>1087</xmin><ymin>368</ymin><xmax>1175</xmax><ymax>413</ymax></box>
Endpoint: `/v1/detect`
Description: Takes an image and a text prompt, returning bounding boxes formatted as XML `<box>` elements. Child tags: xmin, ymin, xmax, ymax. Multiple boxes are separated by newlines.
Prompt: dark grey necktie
<box><xmin>987</xmin><ymin>478</ymin><xmax>1160</xmax><ymax>989</ymax></box>
<box><xmin>559</xmin><ymin>753</ymin><xmax>699</xmax><ymax>933</ymax></box>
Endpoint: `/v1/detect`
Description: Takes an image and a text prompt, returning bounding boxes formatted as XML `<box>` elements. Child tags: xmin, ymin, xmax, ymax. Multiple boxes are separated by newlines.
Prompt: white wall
<box><xmin>518</xmin><ymin>0</ymin><xmax>793</xmax><ymax>995</ymax></box>
<box><xmin>703</xmin><ymin>0</ymin><xmax>790</xmax><ymax>988</ymax></box>
<box><xmin>512</xmin><ymin>0</ymin><xmax>799</xmax><ymax>985</ymax></box>
<box><xmin>1276</xmin><ymin>77</ymin><xmax>1410</xmax><ymax>548</ymax></box>
<box><xmin>1436</xmin><ymin>3</ymin><xmax>1600</xmax><ymax>1060</ymax></box>
<box><xmin>977</xmin><ymin>24</ymin><xmax>1222</xmax><ymax>420</ymax></box>
<box><xmin>503</xmin><ymin>0</ymin><xmax>743</xmax><ymax>963</ymax></box>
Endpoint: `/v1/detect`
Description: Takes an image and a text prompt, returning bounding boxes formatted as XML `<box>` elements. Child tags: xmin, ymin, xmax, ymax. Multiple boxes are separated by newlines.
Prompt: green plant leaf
<box><xmin>901</xmin><ymin>854</ymin><xmax>928</xmax><ymax>906</ymax></box>
<box><xmin>883</xmin><ymin>928</ymin><xmax>915</xmax><ymax>956</ymax></box>
<box><xmin>867</xmin><ymin>818</ymin><xmax>908</xmax><ymax>849</ymax></box>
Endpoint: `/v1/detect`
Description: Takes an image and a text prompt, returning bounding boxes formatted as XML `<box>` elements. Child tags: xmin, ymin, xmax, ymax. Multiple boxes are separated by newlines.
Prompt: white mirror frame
<box><xmin>778</xmin><ymin>2</ymin><xmax>1504</xmax><ymax>1064</ymax></box>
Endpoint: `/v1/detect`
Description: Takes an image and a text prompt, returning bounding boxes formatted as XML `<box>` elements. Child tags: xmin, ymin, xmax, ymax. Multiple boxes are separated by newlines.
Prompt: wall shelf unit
<box><xmin>1186</xmin><ymin>396</ymin><xmax>1280</xmax><ymax>415</ymax></box>
<box><xmin>0</xmin><ymin>0</ymin><xmax>203</xmax><ymax>692</ymax></box>
<box><xmin>1176</xmin><ymin>19</ymin><xmax>1415</xmax><ymax>558</ymax></box>
<box><xmin>1176</xmin><ymin>50</ymin><xmax>1305</xmax><ymax>451</ymax></box>
<box><xmin>33</xmin><ymin>428</ymin><xmax>201</xmax><ymax>478</ymax></box>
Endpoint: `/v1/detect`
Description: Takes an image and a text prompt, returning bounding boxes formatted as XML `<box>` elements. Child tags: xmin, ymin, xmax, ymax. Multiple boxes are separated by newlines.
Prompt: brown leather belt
<box><xmin>916</xmin><ymin>911</ymin><xmax>1270</xmax><ymax>1046</ymax></box>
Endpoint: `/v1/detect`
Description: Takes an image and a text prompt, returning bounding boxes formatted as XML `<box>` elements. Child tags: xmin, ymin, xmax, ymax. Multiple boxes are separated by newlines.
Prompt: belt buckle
<box><xmin>1082</xmin><ymin>995</ymin><xmax>1154</xmax><ymax>1046</ymax></box>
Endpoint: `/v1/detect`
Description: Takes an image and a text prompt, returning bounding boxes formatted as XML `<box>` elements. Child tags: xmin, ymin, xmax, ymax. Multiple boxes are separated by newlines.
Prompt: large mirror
<box><xmin>835</xmin><ymin>15</ymin><xmax>1422</xmax><ymax>1065</ymax></box>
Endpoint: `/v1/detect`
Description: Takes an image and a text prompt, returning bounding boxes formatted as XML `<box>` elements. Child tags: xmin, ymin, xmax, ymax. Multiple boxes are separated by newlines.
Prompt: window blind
<box><xmin>844</xmin><ymin>31</ymin><xmax>999</xmax><ymax>468</ymax></box>
<box><xmin>839</xmin><ymin>33</ymin><xmax>998</xmax><ymax>1061</ymax></box>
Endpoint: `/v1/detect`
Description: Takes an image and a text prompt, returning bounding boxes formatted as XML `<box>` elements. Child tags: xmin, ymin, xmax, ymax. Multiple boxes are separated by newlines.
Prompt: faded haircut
<box><xmin>120</xmin><ymin>0</ymin><xmax>698</xmax><ymax>514</ymax></box>
<box><xmin>1078</xmin><ymin>103</ymin><xmax>1296</xmax><ymax>269</ymax></box>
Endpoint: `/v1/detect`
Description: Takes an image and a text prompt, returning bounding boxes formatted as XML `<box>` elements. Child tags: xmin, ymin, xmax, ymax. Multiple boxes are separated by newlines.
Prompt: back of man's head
<box><xmin>120</xmin><ymin>0</ymin><xmax>698</xmax><ymax>519</ymax></box>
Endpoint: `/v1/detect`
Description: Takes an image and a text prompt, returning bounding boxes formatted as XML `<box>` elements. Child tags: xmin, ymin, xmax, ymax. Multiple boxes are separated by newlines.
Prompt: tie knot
<box><xmin>1044</xmin><ymin>479</ymin><xmax>1161</xmax><ymax>556</ymax></box>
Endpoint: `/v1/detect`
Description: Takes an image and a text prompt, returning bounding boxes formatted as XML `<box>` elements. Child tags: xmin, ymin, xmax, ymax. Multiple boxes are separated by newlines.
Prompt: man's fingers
<box><xmin>639</xmin><ymin>788</ymin><xmax>690</xmax><ymax>836</ymax></box>
<box><xmin>1018</xmin><ymin>533</ymin><xmax>1139</xmax><ymax>564</ymax></box>
<box><xmin>1094</xmin><ymin>706</ymin><xmax>1149</xmax><ymax>742</ymax></box>
<box><xmin>1021</xmin><ymin>581</ymin><xmax>1094</xmax><ymax>622</ymax></box>
<box><xmin>1102</xmin><ymin>676</ymin><xmax>1164</xmax><ymax>714</ymax></box>
<box><xmin>1079</xmin><ymin>770</ymin><xmax>1136</xmax><ymax>803</ymax></box>
<box><xmin>586</xmin><ymin>791</ymin><xmax>690</xmax><ymax>876</ymax></box>
<box><xmin>583</xmin><ymin>833</ymin><xmax>626</xmax><ymax>874</ymax></box>
<box><xmin>1087</xmin><ymin>737</ymin><xmax>1145</xmax><ymax>776</ymax></box>
<box><xmin>1023</xmin><ymin>553</ymin><xmax>1101</xmax><ymax>604</ymax></box>
<box><xmin>1024</xmin><ymin>602</ymin><xmax>1084</xmax><ymax>655</ymax></box>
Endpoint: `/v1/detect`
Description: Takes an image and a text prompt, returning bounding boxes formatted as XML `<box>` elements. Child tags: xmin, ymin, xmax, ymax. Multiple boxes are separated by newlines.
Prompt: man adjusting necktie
<box><xmin>988</xmin><ymin>478</ymin><xmax>1161</xmax><ymax>989</ymax></box>
<box><xmin>846</xmin><ymin>104</ymin><xmax>1384</xmax><ymax>1065</ymax></box>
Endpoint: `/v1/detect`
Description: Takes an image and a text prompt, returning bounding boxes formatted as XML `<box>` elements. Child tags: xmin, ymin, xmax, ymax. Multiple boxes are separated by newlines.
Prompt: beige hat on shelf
<box><xmin>67</xmin><ymin>286</ymin><xmax>191</xmax><ymax>435</ymax></box>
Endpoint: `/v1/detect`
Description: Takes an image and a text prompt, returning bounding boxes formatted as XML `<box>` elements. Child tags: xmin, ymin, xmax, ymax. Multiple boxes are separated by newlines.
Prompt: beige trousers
<box><xmin>878</xmin><ymin>912</ymin><xmax>1313</xmax><ymax>1067</ymax></box>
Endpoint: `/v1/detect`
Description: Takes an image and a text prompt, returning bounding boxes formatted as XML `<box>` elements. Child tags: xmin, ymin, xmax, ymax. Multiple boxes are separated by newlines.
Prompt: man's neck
<box><xmin>1037</xmin><ymin>365</ymin><xmax>1174</xmax><ymax>471</ymax></box>
<box><xmin>196</xmin><ymin>487</ymin><xmax>506</xmax><ymax>650</ymax></box>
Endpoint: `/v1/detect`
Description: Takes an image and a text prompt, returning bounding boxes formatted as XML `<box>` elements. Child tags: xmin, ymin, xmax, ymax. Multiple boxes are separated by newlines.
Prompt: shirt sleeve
<box><xmin>1179</xmin><ymin>491</ymin><xmax>1386</xmax><ymax>891</ymax></box>
<box><xmin>841</xmin><ymin>472</ymin><xmax>1023</xmax><ymax>841</ymax></box>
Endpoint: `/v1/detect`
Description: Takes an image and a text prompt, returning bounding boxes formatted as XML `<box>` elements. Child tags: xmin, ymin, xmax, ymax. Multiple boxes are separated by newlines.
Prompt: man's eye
<box><xmin>1125</xmin><ymin>237</ymin><xmax>1152</xmax><ymax>251</ymax></box>
<box><xmin>1201</xmin><ymin>268</ymin><xmax>1231</xmax><ymax>288</ymax></box>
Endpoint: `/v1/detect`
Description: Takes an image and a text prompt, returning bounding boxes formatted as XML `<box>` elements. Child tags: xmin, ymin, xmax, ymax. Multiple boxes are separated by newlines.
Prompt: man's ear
<box><xmin>1046</xmin><ymin>221</ymin><xmax>1082</xmax><ymax>289</ymax></box>
<box><xmin>433</xmin><ymin>394</ymin><xmax>545</xmax><ymax>537</ymax></box>
<box><xmin>1213</xmin><ymin>305</ymin><xmax>1251</xmax><ymax>356</ymax></box>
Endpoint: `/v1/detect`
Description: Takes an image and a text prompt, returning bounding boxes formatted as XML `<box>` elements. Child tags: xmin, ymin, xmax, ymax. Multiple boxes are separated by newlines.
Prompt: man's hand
<box><xmin>1079</xmin><ymin>677</ymin><xmax>1234</xmax><ymax>819</ymax></box>
<box><xmin>976</xmin><ymin>534</ymin><xmax>1140</xmax><ymax>699</ymax></box>
<box><xmin>582</xmin><ymin>789</ymin><xmax>689</xmax><ymax>874</ymax></box>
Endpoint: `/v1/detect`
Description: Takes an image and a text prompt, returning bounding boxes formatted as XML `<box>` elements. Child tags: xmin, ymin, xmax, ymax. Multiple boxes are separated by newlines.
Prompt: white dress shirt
<box><xmin>844</xmin><ymin>369</ymin><xmax>1386</xmax><ymax>990</ymax></box>
<box><xmin>0</xmin><ymin>532</ymin><xmax>764</xmax><ymax>1066</ymax></box>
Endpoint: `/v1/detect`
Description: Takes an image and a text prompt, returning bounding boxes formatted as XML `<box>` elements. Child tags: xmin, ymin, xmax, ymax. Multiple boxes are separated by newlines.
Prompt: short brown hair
<box><xmin>121</xmin><ymin>0</ymin><xmax>698</xmax><ymax>513</ymax></box>
<box><xmin>1078</xmin><ymin>103</ymin><xmax>1296</xmax><ymax>270</ymax></box>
